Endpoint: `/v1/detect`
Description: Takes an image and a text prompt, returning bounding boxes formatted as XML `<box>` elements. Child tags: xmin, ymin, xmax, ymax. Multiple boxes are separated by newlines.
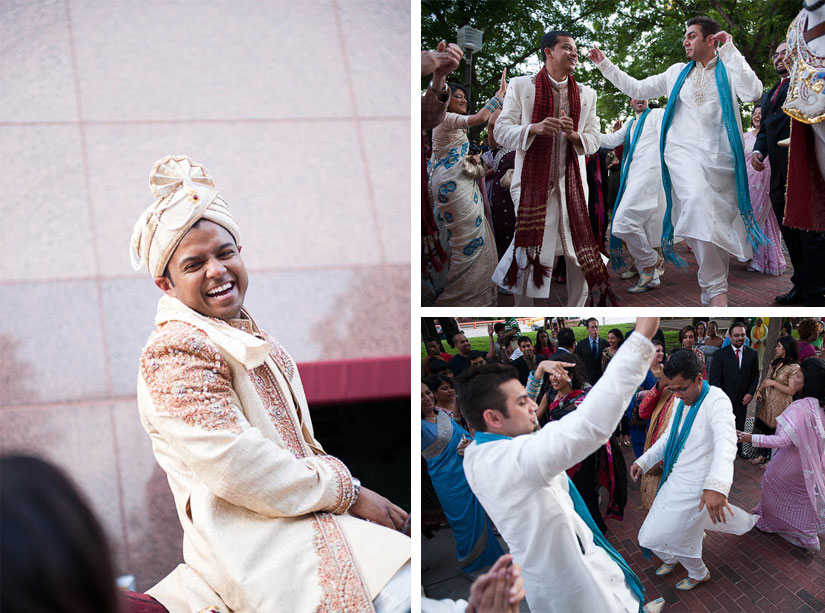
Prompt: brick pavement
<box><xmin>496</xmin><ymin>242</ymin><xmax>795</xmax><ymax>307</ymax></box>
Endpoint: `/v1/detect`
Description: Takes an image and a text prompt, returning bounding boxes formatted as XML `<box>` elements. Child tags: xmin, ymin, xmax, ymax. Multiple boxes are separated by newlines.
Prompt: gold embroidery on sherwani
<box><xmin>141</xmin><ymin>321</ymin><xmax>242</xmax><ymax>433</ymax></box>
<box><xmin>313</xmin><ymin>513</ymin><xmax>375</xmax><ymax>613</ymax></box>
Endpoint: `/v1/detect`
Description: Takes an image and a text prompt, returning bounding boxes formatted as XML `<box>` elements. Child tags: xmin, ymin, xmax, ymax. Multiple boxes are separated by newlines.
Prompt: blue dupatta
<box><xmin>640</xmin><ymin>380</ymin><xmax>710</xmax><ymax>558</ymax></box>
<box><xmin>659</xmin><ymin>56</ymin><xmax>770</xmax><ymax>268</ymax></box>
<box><xmin>609</xmin><ymin>108</ymin><xmax>651</xmax><ymax>270</ymax></box>
<box><xmin>475</xmin><ymin>432</ymin><xmax>645</xmax><ymax>611</ymax></box>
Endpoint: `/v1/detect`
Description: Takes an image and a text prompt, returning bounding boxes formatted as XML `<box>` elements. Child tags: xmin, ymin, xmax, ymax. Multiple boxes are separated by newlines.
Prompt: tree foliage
<box><xmin>422</xmin><ymin>0</ymin><xmax>801</xmax><ymax>129</ymax></box>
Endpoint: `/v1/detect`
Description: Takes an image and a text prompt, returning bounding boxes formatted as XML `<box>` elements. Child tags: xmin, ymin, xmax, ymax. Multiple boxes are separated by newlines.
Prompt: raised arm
<box><xmin>589</xmin><ymin>46</ymin><xmax>671</xmax><ymax>100</ymax></box>
<box><xmin>599</xmin><ymin>119</ymin><xmax>629</xmax><ymax>150</ymax></box>
<box><xmin>718</xmin><ymin>40</ymin><xmax>763</xmax><ymax>103</ymax></box>
<box><xmin>518</xmin><ymin>326</ymin><xmax>657</xmax><ymax>487</ymax></box>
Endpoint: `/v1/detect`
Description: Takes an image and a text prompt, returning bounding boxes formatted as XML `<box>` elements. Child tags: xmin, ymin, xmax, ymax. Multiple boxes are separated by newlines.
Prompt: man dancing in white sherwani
<box><xmin>588</xmin><ymin>16</ymin><xmax>766</xmax><ymax>306</ymax></box>
<box><xmin>630</xmin><ymin>349</ymin><xmax>757</xmax><ymax>591</ymax></box>
<box><xmin>460</xmin><ymin>318</ymin><xmax>665</xmax><ymax>613</ymax></box>
<box><xmin>492</xmin><ymin>30</ymin><xmax>615</xmax><ymax>306</ymax></box>
<box><xmin>600</xmin><ymin>98</ymin><xmax>666</xmax><ymax>293</ymax></box>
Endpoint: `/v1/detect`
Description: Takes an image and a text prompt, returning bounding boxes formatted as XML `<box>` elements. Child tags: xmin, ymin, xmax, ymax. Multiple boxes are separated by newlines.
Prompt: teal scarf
<box><xmin>659</xmin><ymin>56</ymin><xmax>770</xmax><ymax>268</ymax></box>
<box><xmin>609</xmin><ymin>108</ymin><xmax>650</xmax><ymax>270</ymax></box>
<box><xmin>640</xmin><ymin>380</ymin><xmax>709</xmax><ymax>559</ymax></box>
<box><xmin>475</xmin><ymin>431</ymin><xmax>645</xmax><ymax>611</ymax></box>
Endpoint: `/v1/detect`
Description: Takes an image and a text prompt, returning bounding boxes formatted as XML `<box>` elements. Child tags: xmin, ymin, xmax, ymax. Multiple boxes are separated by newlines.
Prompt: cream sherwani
<box><xmin>463</xmin><ymin>333</ymin><xmax>654</xmax><ymax>613</ymax></box>
<box><xmin>597</xmin><ymin>43</ymin><xmax>763</xmax><ymax>300</ymax></box>
<box><xmin>635</xmin><ymin>385</ymin><xmax>757</xmax><ymax>565</ymax></box>
<box><xmin>137</xmin><ymin>296</ymin><xmax>409</xmax><ymax>612</ymax></box>
<box><xmin>600</xmin><ymin>108</ymin><xmax>666</xmax><ymax>271</ymax></box>
<box><xmin>491</xmin><ymin>71</ymin><xmax>601</xmax><ymax>305</ymax></box>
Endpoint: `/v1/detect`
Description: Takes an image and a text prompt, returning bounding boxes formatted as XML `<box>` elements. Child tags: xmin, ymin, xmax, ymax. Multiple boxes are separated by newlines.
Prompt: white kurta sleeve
<box><xmin>140</xmin><ymin>324</ymin><xmax>355</xmax><ymax>517</ymax></box>
<box><xmin>634</xmin><ymin>414</ymin><xmax>673</xmax><ymax>474</ymax></box>
<box><xmin>702</xmin><ymin>393</ymin><xmax>737</xmax><ymax>496</ymax></box>
<box><xmin>596</xmin><ymin>58</ymin><xmax>671</xmax><ymax>100</ymax></box>
<box><xmin>599</xmin><ymin>120</ymin><xmax>629</xmax><ymax>150</ymax></box>
<box><xmin>718</xmin><ymin>41</ymin><xmax>763</xmax><ymax>102</ymax></box>
<box><xmin>517</xmin><ymin>333</ymin><xmax>655</xmax><ymax>487</ymax></box>
<box><xmin>574</xmin><ymin>88</ymin><xmax>601</xmax><ymax>156</ymax></box>
<box><xmin>493</xmin><ymin>78</ymin><xmax>534</xmax><ymax>151</ymax></box>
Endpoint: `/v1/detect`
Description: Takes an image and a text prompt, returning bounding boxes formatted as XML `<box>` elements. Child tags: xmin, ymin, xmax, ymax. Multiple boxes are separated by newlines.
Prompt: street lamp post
<box><xmin>457</xmin><ymin>26</ymin><xmax>483</xmax><ymax>114</ymax></box>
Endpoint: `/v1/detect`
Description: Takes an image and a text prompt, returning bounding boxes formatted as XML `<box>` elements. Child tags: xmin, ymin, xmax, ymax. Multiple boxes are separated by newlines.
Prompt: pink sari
<box><xmin>743</xmin><ymin>130</ymin><xmax>786</xmax><ymax>276</ymax></box>
<box><xmin>752</xmin><ymin>398</ymin><xmax>825</xmax><ymax>549</ymax></box>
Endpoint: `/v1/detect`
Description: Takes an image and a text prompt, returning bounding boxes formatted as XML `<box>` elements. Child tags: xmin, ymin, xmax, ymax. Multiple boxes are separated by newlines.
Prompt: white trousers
<box><xmin>513</xmin><ymin>255</ymin><xmax>587</xmax><ymax>307</ymax></box>
<box><xmin>652</xmin><ymin>549</ymin><xmax>708</xmax><ymax>581</ymax></box>
<box><xmin>687</xmin><ymin>238</ymin><xmax>729</xmax><ymax>302</ymax></box>
<box><xmin>374</xmin><ymin>560</ymin><xmax>411</xmax><ymax>613</ymax></box>
<box><xmin>619</xmin><ymin>230</ymin><xmax>659</xmax><ymax>272</ymax></box>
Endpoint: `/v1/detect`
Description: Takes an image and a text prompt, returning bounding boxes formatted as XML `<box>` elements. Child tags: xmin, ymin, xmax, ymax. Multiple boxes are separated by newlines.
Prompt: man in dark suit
<box><xmin>511</xmin><ymin>336</ymin><xmax>547</xmax><ymax>385</ymax></box>
<box><xmin>708</xmin><ymin>322</ymin><xmax>760</xmax><ymax>456</ymax></box>
<box><xmin>575</xmin><ymin>318</ymin><xmax>609</xmax><ymax>384</ymax></box>
<box><xmin>754</xmin><ymin>41</ymin><xmax>825</xmax><ymax>306</ymax></box>
<box><xmin>556</xmin><ymin>327</ymin><xmax>576</xmax><ymax>355</ymax></box>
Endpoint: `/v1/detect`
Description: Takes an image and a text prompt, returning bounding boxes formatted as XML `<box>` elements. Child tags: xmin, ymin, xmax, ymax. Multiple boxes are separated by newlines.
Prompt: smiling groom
<box><xmin>129</xmin><ymin>155</ymin><xmax>410</xmax><ymax>613</ymax></box>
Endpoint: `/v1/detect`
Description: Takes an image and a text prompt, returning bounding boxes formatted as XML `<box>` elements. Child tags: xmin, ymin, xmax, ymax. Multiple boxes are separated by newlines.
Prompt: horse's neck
<box><xmin>807</xmin><ymin>8</ymin><xmax>825</xmax><ymax>54</ymax></box>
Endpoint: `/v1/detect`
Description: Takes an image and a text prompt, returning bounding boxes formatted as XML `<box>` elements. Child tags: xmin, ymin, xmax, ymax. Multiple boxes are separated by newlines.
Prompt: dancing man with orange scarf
<box><xmin>491</xmin><ymin>30</ymin><xmax>615</xmax><ymax>307</ymax></box>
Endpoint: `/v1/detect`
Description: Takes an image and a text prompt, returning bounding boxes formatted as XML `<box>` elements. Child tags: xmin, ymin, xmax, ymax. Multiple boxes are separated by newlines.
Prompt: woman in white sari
<box><xmin>429</xmin><ymin>74</ymin><xmax>506</xmax><ymax>306</ymax></box>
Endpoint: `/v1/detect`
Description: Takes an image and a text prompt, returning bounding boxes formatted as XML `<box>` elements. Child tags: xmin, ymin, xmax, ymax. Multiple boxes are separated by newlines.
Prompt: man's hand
<box><xmin>422</xmin><ymin>41</ymin><xmax>462</xmax><ymax>77</ymax></box>
<box><xmin>635</xmin><ymin>317</ymin><xmax>661</xmax><ymax>340</ymax></box>
<box><xmin>466</xmin><ymin>554</ymin><xmax>524</xmax><ymax>613</ymax></box>
<box><xmin>698</xmin><ymin>489</ymin><xmax>734</xmax><ymax>524</ymax></box>
<box><xmin>587</xmin><ymin>45</ymin><xmax>606</xmax><ymax>64</ymax></box>
<box><xmin>751</xmin><ymin>151</ymin><xmax>766</xmax><ymax>171</ymax></box>
<box><xmin>349</xmin><ymin>486</ymin><xmax>408</xmax><ymax>531</ymax></box>
<box><xmin>743</xmin><ymin>393</ymin><xmax>753</xmax><ymax>406</ymax></box>
<box><xmin>613</xmin><ymin>119</ymin><xmax>623</xmax><ymax>132</ymax></box>
<box><xmin>629</xmin><ymin>463</ymin><xmax>643</xmax><ymax>482</ymax></box>
<box><xmin>529</xmin><ymin>116</ymin><xmax>564</xmax><ymax>136</ymax></box>
<box><xmin>488</xmin><ymin>323</ymin><xmax>494</xmax><ymax>337</ymax></box>
<box><xmin>535</xmin><ymin>359</ymin><xmax>574</xmax><ymax>381</ymax></box>
<box><xmin>710</xmin><ymin>31</ymin><xmax>733</xmax><ymax>47</ymax></box>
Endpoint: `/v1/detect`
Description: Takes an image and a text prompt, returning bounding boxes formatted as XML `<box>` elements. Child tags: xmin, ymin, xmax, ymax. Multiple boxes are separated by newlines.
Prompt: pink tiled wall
<box><xmin>0</xmin><ymin>0</ymin><xmax>410</xmax><ymax>590</ymax></box>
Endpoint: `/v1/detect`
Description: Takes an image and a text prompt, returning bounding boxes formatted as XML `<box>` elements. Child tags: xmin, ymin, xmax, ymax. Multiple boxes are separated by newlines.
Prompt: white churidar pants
<box><xmin>652</xmin><ymin>549</ymin><xmax>709</xmax><ymax>581</ymax></box>
<box><xmin>687</xmin><ymin>238</ymin><xmax>729</xmax><ymax>302</ymax></box>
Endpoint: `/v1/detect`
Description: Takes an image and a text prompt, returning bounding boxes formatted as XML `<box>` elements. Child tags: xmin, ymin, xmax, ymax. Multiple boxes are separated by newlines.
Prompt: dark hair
<box><xmin>494</xmin><ymin>322</ymin><xmax>506</xmax><ymax>334</ymax></box>
<box><xmin>535</xmin><ymin>329</ymin><xmax>551</xmax><ymax>350</ymax></box>
<box><xmin>518</xmin><ymin>336</ymin><xmax>533</xmax><ymax>347</ymax></box>
<box><xmin>427</xmin><ymin>358</ymin><xmax>450</xmax><ymax>374</ymax></box>
<box><xmin>448</xmin><ymin>82</ymin><xmax>468</xmax><ymax>98</ymax></box>
<box><xmin>729</xmin><ymin>321</ymin><xmax>747</xmax><ymax>335</ymax></box>
<box><xmin>538</xmin><ymin>30</ymin><xmax>574</xmax><ymax>63</ymax></box>
<box><xmin>0</xmin><ymin>455</ymin><xmax>121</xmax><ymax>613</ymax></box>
<box><xmin>653</xmin><ymin>338</ymin><xmax>667</xmax><ymax>360</ymax></box>
<box><xmin>454</xmin><ymin>363</ymin><xmax>519</xmax><ymax>432</ymax></box>
<box><xmin>679</xmin><ymin>325</ymin><xmax>696</xmax><ymax>344</ymax></box>
<box><xmin>797</xmin><ymin>319</ymin><xmax>818</xmax><ymax>343</ymax></box>
<box><xmin>795</xmin><ymin>358</ymin><xmax>825</xmax><ymax>406</ymax></box>
<box><xmin>426</xmin><ymin>338</ymin><xmax>445</xmax><ymax>352</ymax></box>
<box><xmin>468</xmin><ymin>350</ymin><xmax>487</xmax><ymax>362</ymax></box>
<box><xmin>772</xmin><ymin>335</ymin><xmax>799</xmax><ymax>367</ymax></box>
<box><xmin>696</xmin><ymin>321</ymin><xmax>707</xmax><ymax>334</ymax></box>
<box><xmin>425</xmin><ymin>374</ymin><xmax>454</xmax><ymax>394</ymax></box>
<box><xmin>557</xmin><ymin>327</ymin><xmax>575</xmax><ymax>350</ymax></box>
<box><xmin>663</xmin><ymin>347</ymin><xmax>701</xmax><ymax>380</ymax></box>
<box><xmin>686</xmin><ymin>16</ymin><xmax>721</xmax><ymax>39</ymax></box>
<box><xmin>549</xmin><ymin>352</ymin><xmax>586</xmax><ymax>390</ymax></box>
<box><xmin>607</xmin><ymin>328</ymin><xmax>624</xmax><ymax>347</ymax></box>
<box><xmin>585</xmin><ymin>317</ymin><xmax>599</xmax><ymax>327</ymax></box>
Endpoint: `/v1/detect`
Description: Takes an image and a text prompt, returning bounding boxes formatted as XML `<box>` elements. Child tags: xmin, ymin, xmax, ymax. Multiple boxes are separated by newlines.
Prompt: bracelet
<box><xmin>483</xmin><ymin>95</ymin><xmax>503</xmax><ymax>113</ymax></box>
<box><xmin>526</xmin><ymin>371</ymin><xmax>542</xmax><ymax>401</ymax></box>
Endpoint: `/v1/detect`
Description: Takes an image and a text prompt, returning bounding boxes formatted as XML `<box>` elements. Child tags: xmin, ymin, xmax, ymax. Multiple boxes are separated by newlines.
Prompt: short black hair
<box><xmin>686</xmin><ymin>16</ymin><xmax>721</xmax><ymax>39</ymax></box>
<box><xmin>468</xmin><ymin>350</ymin><xmax>487</xmax><ymax>361</ymax></box>
<box><xmin>557</xmin><ymin>327</ymin><xmax>575</xmax><ymax>350</ymax></box>
<box><xmin>494</xmin><ymin>322</ymin><xmax>506</xmax><ymax>334</ymax></box>
<box><xmin>729</xmin><ymin>321</ymin><xmax>747</xmax><ymax>335</ymax></box>
<box><xmin>586</xmin><ymin>317</ymin><xmax>599</xmax><ymax>327</ymax></box>
<box><xmin>795</xmin><ymin>358</ymin><xmax>825</xmax><ymax>406</ymax></box>
<box><xmin>663</xmin><ymin>347</ymin><xmax>701</xmax><ymax>380</ymax></box>
<box><xmin>549</xmin><ymin>352</ymin><xmax>586</xmax><ymax>390</ymax></box>
<box><xmin>518</xmin><ymin>336</ymin><xmax>533</xmax><ymax>347</ymax></box>
<box><xmin>425</xmin><ymin>374</ymin><xmax>454</xmax><ymax>394</ymax></box>
<box><xmin>427</xmin><ymin>358</ymin><xmax>450</xmax><ymax>374</ymax></box>
<box><xmin>455</xmin><ymin>363</ymin><xmax>519</xmax><ymax>432</ymax></box>
<box><xmin>538</xmin><ymin>30</ymin><xmax>574</xmax><ymax>63</ymax></box>
<box><xmin>448</xmin><ymin>82</ymin><xmax>468</xmax><ymax>99</ymax></box>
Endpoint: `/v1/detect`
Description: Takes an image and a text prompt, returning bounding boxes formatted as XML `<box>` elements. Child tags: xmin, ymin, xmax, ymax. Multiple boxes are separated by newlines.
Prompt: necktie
<box><xmin>592</xmin><ymin>339</ymin><xmax>598</xmax><ymax>359</ymax></box>
<box><xmin>735</xmin><ymin>348</ymin><xmax>741</xmax><ymax>368</ymax></box>
<box><xmin>771</xmin><ymin>78</ymin><xmax>788</xmax><ymax>106</ymax></box>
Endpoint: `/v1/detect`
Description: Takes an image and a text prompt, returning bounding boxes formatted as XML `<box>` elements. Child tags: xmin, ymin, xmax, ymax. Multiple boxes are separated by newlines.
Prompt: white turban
<box><xmin>129</xmin><ymin>155</ymin><xmax>241</xmax><ymax>278</ymax></box>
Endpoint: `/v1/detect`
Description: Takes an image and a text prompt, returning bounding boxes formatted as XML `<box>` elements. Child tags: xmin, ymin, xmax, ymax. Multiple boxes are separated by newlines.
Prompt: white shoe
<box><xmin>620</xmin><ymin>269</ymin><xmax>638</xmax><ymax>279</ymax></box>
<box><xmin>647</xmin><ymin>271</ymin><xmax>661</xmax><ymax>288</ymax></box>
<box><xmin>644</xmin><ymin>597</ymin><xmax>665</xmax><ymax>613</ymax></box>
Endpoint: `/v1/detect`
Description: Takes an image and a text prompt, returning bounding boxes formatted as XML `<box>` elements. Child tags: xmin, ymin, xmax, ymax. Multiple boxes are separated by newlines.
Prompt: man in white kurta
<box><xmin>589</xmin><ymin>18</ymin><xmax>763</xmax><ymax>306</ymax></box>
<box><xmin>631</xmin><ymin>349</ymin><xmax>757</xmax><ymax>588</ymax></box>
<box><xmin>492</xmin><ymin>31</ymin><xmax>601</xmax><ymax>307</ymax></box>
<box><xmin>600</xmin><ymin>99</ymin><xmax>666</xmax><ymax>290</ymax></box>
<box><xmin>130</xmin><ymin>155</ymin><xmax>410</xmax><ymax>612</ymax></box>
<box><xmin>461</xmin><ymin>319</ymin><xmax>663</xmax><ymax>612</ymax></box>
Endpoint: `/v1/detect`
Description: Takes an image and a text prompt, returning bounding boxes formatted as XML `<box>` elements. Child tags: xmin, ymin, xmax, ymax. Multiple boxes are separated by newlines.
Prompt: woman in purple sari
<box><xmin>743</xmin><ymin>106</ymin><xmax>785</xmax><ymax>276</ymax></box>
<box><xmin>737</xmin><ymin>358</ymin><xmax>825</xmax><ymax>550</ymax></box>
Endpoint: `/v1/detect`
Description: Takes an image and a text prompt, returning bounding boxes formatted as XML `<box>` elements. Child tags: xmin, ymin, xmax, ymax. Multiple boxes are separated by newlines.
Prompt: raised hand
<box><xmin>497</xmin><ymin>67</ymin><xmax>508</xmax><ymax>98</ymax></box>
<box><xmin>635</xmin><ymin>317</ymin><xmax>661</xmax><ymax>340</ymax></box>
<box><xmin>709</xmin><ymin>31</ymin><xmax>732</xmax><ymax>47</ymax></box>
<box><xmin>613</xmin><ymin>119</ymin><xmax>623</xmax><ymax>132</ymax></box>
<box><xmin>433</xmin><ymin>41</ymin><xmax>463</xmax><ymax>78</ymax></box>
<box><xmin>587</xmin><ymin>44</ymin><xmax>606</xmax><ymax>64</ymax></box>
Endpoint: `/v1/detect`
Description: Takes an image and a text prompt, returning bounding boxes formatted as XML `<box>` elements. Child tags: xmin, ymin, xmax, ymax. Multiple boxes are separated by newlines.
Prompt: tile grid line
<box><xmin>331</xmin><ymin>0</ymin><xmax>387</xmax><ymax>270</ymax></box>
<box><xmin>63</xmin><ymin>0</ymin><xmax>131</xmax><ymax>570</ymax></box>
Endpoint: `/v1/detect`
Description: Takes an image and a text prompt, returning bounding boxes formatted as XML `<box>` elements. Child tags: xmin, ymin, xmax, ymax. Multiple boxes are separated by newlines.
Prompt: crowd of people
<box><xmin>422</xmin><ymin>11</ymin><xmax>825</xmax><ymax>307</ymax></box>
<box><xmin>422</xmin><ymin>316</ymin><xmax>825</xmax><ymax>612</ymax></box>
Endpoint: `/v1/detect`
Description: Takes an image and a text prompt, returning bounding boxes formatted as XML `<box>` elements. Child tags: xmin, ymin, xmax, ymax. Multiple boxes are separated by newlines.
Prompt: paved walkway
<box><xmin>496</xmin><ymin>242</ymin><xmax>794</xmax><ymax>307</ymax></box>
<box><xmin>422</xmin><ymin>445</ymin><xmax>825</xmax><ymax>612</ymax></box>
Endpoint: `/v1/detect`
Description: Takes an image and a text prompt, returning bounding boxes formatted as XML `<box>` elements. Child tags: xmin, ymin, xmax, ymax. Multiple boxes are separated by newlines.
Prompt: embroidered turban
<box><xmin>129</xmin><ymin>155</ymin><xmax>241</xmax><ymax>278</ymax></box>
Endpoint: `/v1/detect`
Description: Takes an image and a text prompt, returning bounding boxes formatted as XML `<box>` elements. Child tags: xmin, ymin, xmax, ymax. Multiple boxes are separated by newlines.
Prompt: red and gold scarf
<box><xmin>504</xmin><ymin>69</ymin><xmax>615</xmax><ymax>305</ymax></box>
